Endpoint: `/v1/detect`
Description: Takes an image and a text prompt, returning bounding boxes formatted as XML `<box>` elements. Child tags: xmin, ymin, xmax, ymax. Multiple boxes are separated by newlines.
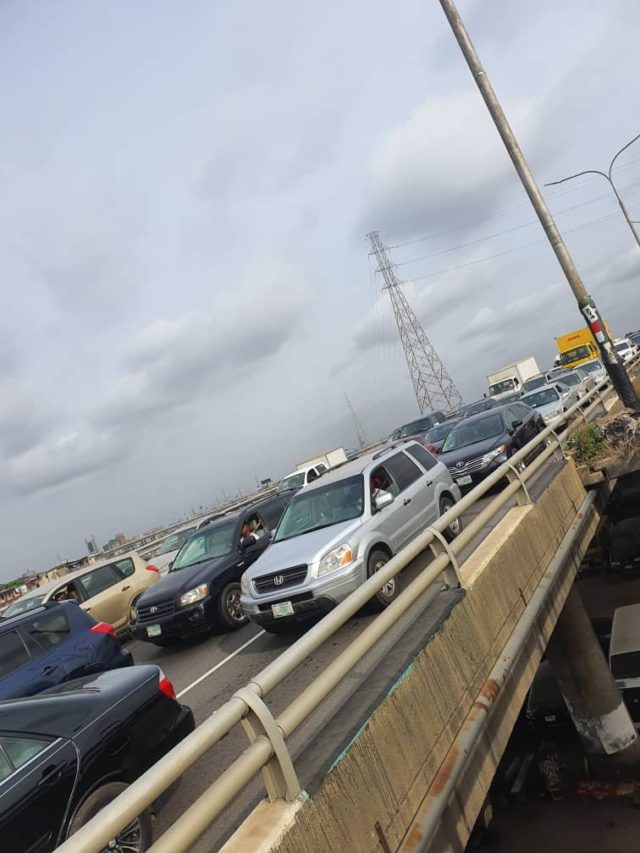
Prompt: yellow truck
<box><xmin>555</xmin><ymin>325</ymin><xmax>610</xmax><ymax>369</ymax></box>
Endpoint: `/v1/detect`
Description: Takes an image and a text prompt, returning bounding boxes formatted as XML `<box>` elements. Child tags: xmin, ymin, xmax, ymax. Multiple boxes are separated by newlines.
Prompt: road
<box><xmin>121</xmin><ymin>450</ymin><xmax>564</xmax><ymax>851</ymax></box>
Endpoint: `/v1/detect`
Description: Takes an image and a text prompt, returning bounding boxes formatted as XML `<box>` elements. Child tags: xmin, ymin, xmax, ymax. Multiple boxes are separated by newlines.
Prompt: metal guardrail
<box><xmin>58</xmin><ymin>358</ymin><xmax>640</xmax><ymax>853</ymax></box>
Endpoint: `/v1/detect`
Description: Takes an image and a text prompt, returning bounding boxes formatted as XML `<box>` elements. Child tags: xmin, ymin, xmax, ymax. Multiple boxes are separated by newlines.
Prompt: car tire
<box><xmin>218</xmin><ymin>582</ymin><xmax>248</xmax><ymax>630</ymax></box>
<box><xmin>440</xmin><ymin>496</ymin><xmax>462</xmax><ymax>542</ymax></box>
<box><xmin>367</xmin><ymin>549</ymin><xmax>399</xmax><ymax>610</ymax></box>
<box><xmin>66</xmin><ymin>782</ymin><xmax>152</xmax><ymax>852</ymax></box>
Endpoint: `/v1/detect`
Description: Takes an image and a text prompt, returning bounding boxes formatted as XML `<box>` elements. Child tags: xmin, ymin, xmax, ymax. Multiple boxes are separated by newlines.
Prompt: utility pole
<box><xmin>344</xmin><ymin>393</ymin><xmax>368</xmax><ymax>448</ymax></box>
<box><xmin>438</xmin><ymin>0</ymin><xmax>639</xmax><ymax>411</ymax></box>
<box><xmin>367</xmin><ymin>231</ymin><xmax>464</xmax><ymax>414</ymax></box>
<box><xmin>545</xmin><ymin>132</ymin><xmax>640</xmax><ymax>252</ymax></box>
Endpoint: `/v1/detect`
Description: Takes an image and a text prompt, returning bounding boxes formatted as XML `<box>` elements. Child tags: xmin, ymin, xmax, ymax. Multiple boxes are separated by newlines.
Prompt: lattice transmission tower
<box><xmin>344</xmin><ymin>393</ymin><xmax>368</xmax><ymax>448</ymax></box>
<box><xmin>367</xmin><ymin>230</ymin><xmax>463</xmax><ymax>414</ymax></box>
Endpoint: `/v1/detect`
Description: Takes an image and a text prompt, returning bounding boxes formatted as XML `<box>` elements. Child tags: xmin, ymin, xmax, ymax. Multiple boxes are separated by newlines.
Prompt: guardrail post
<box><xmin>504</xmin><ymin>462</ymin><xmax>532</xmax><ymax>506</ymax></box>
<box><xmin>547</xmin><ymin>429</ymin><xmax>566</xmax><ymax>461</ymax></box>
<box><xmin>427</xmin><ymin>527</ymin><xmax>462</xmax><ymax>589</ymax></box>
<box><xmin>234</xmin><ymin>687</ymin><xmax>301</xmax><ymax>802</ymax></box>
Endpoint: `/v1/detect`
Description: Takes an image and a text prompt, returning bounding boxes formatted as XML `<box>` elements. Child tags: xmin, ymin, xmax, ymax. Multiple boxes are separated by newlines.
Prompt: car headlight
<box><xmin>318</xmin><ymin>544</ymin><xmax>353</xmax><ymax>577</ymax></box>
<box><xmin>482</xmin><ymin>444</ymin><xmax>507</xmax><ymax>466</ymax></box>
<box><xmin>178</xmin><ymin>583</ymin><xmax>209</xmax><ymax>608</ymax></box>
<box><xmin>240</xmin><ymin>573</ymin><xmax>249</xmax><ymax>596</ymax></box>
<box><xmin>543</xmin><ymin>409</ymin><xmax>562</xmax><ymax>422</ymax></box>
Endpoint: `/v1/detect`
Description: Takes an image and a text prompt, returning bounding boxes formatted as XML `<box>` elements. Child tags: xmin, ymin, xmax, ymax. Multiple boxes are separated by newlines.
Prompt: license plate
<box><xmin>147</xmin><ymin>624</ymin><xmax>162</xmax><ymax>637</ymax></box>
<box><xmin>271</xmin><ymin>601</ymin><xmax>294</xmax><ymax>619</ymax></box>
<box><xmin>544</xmin><ymin>714</ymin><xmax>557</xmax><ymax>723</ymax></box>
<box><xmin>456</xmin><ymin>475</ymin><xmax>472</xmax><ymax>485</ymax></box>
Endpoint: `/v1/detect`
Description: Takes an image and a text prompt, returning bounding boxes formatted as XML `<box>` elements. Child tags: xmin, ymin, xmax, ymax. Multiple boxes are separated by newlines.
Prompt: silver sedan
<box><xmin>520</xmin><ymin>381</ymin><xmax>579</xmax><ymax>425</ymax></box>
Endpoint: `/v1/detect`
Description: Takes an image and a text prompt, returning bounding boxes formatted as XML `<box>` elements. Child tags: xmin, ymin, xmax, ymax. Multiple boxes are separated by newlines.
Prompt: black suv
<box><xmin>132</xmin><ymin>494</ymin><xmax>290</xmax><ymax>645</ymax></box>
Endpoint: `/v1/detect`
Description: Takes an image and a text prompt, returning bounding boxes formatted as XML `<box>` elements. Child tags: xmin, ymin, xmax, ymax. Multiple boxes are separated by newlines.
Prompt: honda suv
<box><xmin>240</xmin><ymin>440</ymin><xmax>462</xmax><ymax>633</ymax></box>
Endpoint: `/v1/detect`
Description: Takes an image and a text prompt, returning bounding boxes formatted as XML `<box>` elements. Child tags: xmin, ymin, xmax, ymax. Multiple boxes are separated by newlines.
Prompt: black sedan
<box><xmin>438</xmin><ymin>402</ymin><xmax>545</xmax><ymax>491</ymax></box>
<box><xmin>0</xmin><ymin>665</ymin><xmax>194</xmax><ymax>852</ymax></box>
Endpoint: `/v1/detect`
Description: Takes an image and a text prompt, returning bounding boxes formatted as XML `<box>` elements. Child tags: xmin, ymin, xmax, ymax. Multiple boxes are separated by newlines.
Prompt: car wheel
<box><xmin>440</xmin><ymin>496</ymin><xmax>462</xmax><ymax>542</ymax></box>
<box><xmin>367</xmin><ymin>549</ymin><xmax>399</xmax><ymax>610</ymax></box>
<box><xmin>67</xmin><ymin>782</ymin><xmax>152</xmax><ymax>852</ymax></box>
<box><xmin>218</xmin><ymin>582</ymin><xmax>248</xmax><ymax>630</ymax></box>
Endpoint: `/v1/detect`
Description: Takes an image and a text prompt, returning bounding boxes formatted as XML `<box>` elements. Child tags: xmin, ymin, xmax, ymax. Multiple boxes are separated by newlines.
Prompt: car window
<box><xmin>316</xmin><ymin>463</ymin><xmax>328</xmax><ymax>474</ymax></box>
<box><xmin>113</xmin><ymin>558</ymin><xmax>135</xmax><ymax>578</ymax></box>
<box><xmin>384</xmin><ymin>453</ymin><xmax>422</xmax><ymax>491</ymax></box>
<box><xmin>26</xmin><ymin>610</ymin><xmax>71</xmax><ymax>652</ymax></box>
<box><xmin>76</xmin><ymin>564</ymin><xmax>122</xmax><ymax>598</ymax></box>
<box><xmin>405</xmin><ymin>443</ymin><xmax>438</xmax><ymax>471</ymax></box>
<box><xmin>0</xmin><ymin>736</ymin><xmax>51</xmax><ymax>774</ymax></box>
<box><xmin>0</xmin><ymin>631</ymin><xmax>30</xmax><ymax>678</ymax></box>
<box><xmin>503</xmin><ymin>408</ymin><xmax>521</xmax><ymax>430</ymax></box>
<box><xmin>0</xmin><ymin>747</ymin><xmax>12</xmax><ymax>783</ymax></box>
<box><xmin>259</xmin><ymin>500</ymin><xmax>287</xmax><ymax>530</ymax></box>
<box><xmin>2</xmin><ymin>595</ymin><xmax>46</xmax><ymax>618</ymax></box>
<box><xmin>514</xmin><ymin>403</ymin><xmax>531</xmax><ymax>418</ymax></box>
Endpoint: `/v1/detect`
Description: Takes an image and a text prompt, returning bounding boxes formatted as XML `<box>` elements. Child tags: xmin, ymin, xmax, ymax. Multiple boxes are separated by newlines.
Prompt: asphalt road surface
<box><xmin>120</xmin><ymin>449</ymin><xmax>565</xmax><ymax>852</ymax></box>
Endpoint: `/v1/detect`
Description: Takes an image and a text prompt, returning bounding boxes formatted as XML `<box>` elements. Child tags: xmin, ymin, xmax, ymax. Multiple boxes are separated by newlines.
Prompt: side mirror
<box><xmin>374</xmin><ymin>492</ymin><xmax>394</xmax><ymax>511</ymax></box>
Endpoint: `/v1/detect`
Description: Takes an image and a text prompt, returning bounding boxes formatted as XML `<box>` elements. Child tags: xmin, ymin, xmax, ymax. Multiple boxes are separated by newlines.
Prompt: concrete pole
<box><xmin>545</xmin><ymin>587</ymin><xmax>640</xmax><ymax>772</ymax></box>
<box><xmin>438</xmin><ymin>0</ymin><xmax>640</xmax><ymax>412</ymax></box>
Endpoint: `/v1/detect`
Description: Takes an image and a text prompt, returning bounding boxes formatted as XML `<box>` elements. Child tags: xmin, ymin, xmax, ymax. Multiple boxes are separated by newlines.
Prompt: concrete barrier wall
<box><xmin>227</xmin><ymin>463</ymin><xmax>599</xmax><ymax>853</ymax></box>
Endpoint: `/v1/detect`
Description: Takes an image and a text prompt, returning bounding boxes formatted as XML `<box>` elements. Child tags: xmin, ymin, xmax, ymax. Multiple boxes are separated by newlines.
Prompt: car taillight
<box><xmin>91</xmin><ymin>621</ymin><xmax>115</xmax><ymax>636</ymax></box>
<box><xmin>146</xmin><ymin>564</ymin><xmax>160</xmax><ymax>573</ymax></box>
<box><xmin>158</xmin><ymin>669</ymin><xmax>176</xmax><ymax>700</ymax></box>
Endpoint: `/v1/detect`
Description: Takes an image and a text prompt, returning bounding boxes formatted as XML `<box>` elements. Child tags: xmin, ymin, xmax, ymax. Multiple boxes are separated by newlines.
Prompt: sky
<box><xmin>1</xmin><ymin>0</ymin><xmax>639</xmax><ymax>579</ymax></box>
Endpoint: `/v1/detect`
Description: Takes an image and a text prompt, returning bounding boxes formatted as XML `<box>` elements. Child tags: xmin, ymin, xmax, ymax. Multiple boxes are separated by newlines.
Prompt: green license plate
<box><xmin>271</xmin><ymin>601</ymin><xmax>294</xmax><ymax>619</ymax></box>
<box><xmin>147</xmin><ymin>624</ymin><xmax>162</xmax><ymax>637</ymax></box>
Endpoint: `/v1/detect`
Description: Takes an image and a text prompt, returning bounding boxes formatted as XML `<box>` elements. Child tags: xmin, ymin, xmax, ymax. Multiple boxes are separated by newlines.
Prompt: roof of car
<box><xmin>448</xmin><ymin>405</ymin><xmax>510</xmax><ymax>427</ymax></box>
<box><xmin>10</xmin><ymin>551</ymin><xmax>142</xmax><ymax>602</ymax></box>
<box><xmin>521</xmin><ymin>382</ymin><xmax>564</xmax><ymax>397</ymax></box>
<box><xmin>299</xmin><ymin>441</ymin><xmax>422</xmax><ymax>490</ymax></box>
<box><xmin>199</xmin><ymin>493</ymin><xmax>288</xmax><ymax>527</ymax></box>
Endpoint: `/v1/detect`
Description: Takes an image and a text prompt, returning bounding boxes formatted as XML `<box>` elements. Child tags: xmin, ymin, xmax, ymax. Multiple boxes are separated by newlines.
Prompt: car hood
<box><xmin>149</xmin><ymin>550</ymin><xmax>178</xmax><ymax>572</ymax></box>
<box><xmin>439</xmin><ymin>434</ymin><xmax>508</xmax><ymax>467</ymax></box>
<box><xmin>246</xmin><ymin>518</ymin><xmax>361</xmax><ymax>578</ymax></box>
<box><xmin>137</xmin><ymin>556</ymin><xmax>232</xmax><ymax>602</ymax></box>
<box><xmin>528</xmin><ymin>400</ymin><xmax>563</xmax><ymax>418</ymax></box>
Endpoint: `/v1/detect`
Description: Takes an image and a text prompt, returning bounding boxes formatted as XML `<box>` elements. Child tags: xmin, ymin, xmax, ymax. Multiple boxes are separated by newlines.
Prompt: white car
<box><xmin>614</xmin><ymin>338</ymin><xmax>638</xmax><ymax>364</ymax></box>
<box><xmin>559</xmin><ymin>368</ymin><xmax>595</xmax><ymax>398</ymax></box>
<box><xmin>579</xmin><ymin>359</ymin><xmax>607</xmax><ymax>385</ymax></box>
<box><xmin>521</xmin><ymin>382</ymin><xmax>579</xmax><ymax>425</ymax></box>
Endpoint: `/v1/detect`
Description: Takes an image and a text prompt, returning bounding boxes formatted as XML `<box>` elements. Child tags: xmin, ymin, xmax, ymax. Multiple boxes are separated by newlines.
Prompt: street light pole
<box><xmin>438</xmin><ymin>0</ymin><xmax>639</xmax><ymax>411</ymax></box>
<box><xmin>546</xmin><ymin>132</ymin><xmax>640</xmax><ymax>251</ymax></box>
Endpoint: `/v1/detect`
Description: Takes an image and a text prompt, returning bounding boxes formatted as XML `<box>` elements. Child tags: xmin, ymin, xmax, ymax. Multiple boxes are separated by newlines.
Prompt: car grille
<box><xmin>253</xmin><ymin>565</ymin><xmax>308</xmax><ymax>595</ymax></box>
<box><xmin>137</xmin><ymin>600</ymin><xmax>175</xmax><ymax>621</ymax></box>
<box><xmin>448</xmin><ymin>456</ymin><xmax>486</xmax><ymax>476</ymax></box>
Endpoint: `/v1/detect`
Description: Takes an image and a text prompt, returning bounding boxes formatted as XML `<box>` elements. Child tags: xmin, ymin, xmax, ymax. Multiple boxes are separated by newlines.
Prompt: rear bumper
<box><xmin>152</xmin><ymin>704</ymin><xmax>196</xmax><ymax>813</ymax></box>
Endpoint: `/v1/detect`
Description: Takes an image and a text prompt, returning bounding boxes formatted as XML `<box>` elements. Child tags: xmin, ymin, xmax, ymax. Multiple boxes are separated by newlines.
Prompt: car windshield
<box><xmin>614</xmin><ymin>342</ymin><xmax>629</xmax><ymax>353</ymax></box>
<box><xmin>278</xmin><ymin>472</ymin><xmax>305</xmax><ymax>492</ymax></box>
<box><xmin>275</xmin><ymin>475</ymin><xmax>364</xmax><ymax>542</ymax></box>
<box><xmin>426</xmin><ymin>422</ymin><xmax>455</xmax><ymax>443</ymax></box>
<box><xmin>580</xmin><ymin>360</ymin><xmax>602</xmax><ymax>374</ymax></box>
<box><xmin>399</xmin><ymin>417</ymin><xmax>431</xmax><ymax>437</ymax></box>
<box><xmin>562</xmin><ymin>372</ymin><xmax>581</xmax><ymax>386</ymax></box>
<box><xmin>522</xmin><ymin>388</ymin><xmax>560</xmax><ymax>408</ymax></box>
<box><xmin>2</xmin><ymin>595</ymin><xmax>45</xmax><ymax>618</ymax></box>
<box><xmin>171</xmin><ymin>522</ymin><xmax>237</xmax><ymax>570</ymax></box>
<box><xmin>489</xmin><ymin>378</ymin><xmax>516</xmax><ymax>396</ymax></box>
<box><xmin>560</xmin><ymin>345</ymin><xmax>590</xmax><ymax>365</ymax></box>
<box><xmin>158</xmin><ymin>529</ymin><xmax>193</xmax><ymax>555</ymax></box>
<box><xmin>523</xmin><ymin>376</ymin><xmax>547</xmax><ymax>392</ymax></box>
<box><xmin>464</xmin><ymin>400</ymin><xmax>493</xmax><ymax>417</ymax></box>
<box><xmin>441</xmin><ymin>413</ymin><xmax>504</xmax><ymax>452</ymax></box>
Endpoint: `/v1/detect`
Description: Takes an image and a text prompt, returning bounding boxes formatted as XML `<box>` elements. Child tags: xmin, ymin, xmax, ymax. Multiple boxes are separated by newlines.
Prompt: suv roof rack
<box><xmin>371</xmin><ymin>438</ymin><xmax>415</xmax><ymax>460</ymax></box>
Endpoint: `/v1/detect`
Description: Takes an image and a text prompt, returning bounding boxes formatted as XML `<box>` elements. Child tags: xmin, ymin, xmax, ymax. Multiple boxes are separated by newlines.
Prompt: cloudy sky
<box><xmin>1</xmin><ymin>0</ymin><xmax>639</xmax><ymax>579</ymax></box>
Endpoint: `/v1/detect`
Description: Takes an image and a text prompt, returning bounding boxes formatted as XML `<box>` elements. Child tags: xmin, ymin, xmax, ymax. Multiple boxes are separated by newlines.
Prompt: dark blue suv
<box><xmin>0</xmin><ymin>601</ymin><xmax>133</xmax><ymax>699</ymax></box>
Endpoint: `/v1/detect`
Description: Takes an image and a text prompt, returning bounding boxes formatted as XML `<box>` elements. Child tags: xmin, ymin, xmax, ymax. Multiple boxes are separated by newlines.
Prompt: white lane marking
<box><xmin>176</xmin><ymin>630</ymin><xmax>266</xmax><ymax>699</ymax></box>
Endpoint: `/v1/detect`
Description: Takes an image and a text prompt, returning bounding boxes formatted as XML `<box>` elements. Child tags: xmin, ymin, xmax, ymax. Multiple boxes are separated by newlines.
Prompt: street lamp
<box><xmin>545</xmin><ymin>133</ymin><xmax>640</xmax><ymax>251</ymax></box>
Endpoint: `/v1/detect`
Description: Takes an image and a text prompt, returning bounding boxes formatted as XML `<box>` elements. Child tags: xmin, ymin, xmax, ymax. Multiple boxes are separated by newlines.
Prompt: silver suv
<box><xmin>240</xmin><ymin>440</ymin><xmax>462</xmax><ymax>634</ymax></box>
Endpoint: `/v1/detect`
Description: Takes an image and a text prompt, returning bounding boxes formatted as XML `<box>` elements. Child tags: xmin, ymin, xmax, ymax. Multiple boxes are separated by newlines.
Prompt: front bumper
<box><xmin>132</xmin><ymin>599</ymin><xmax>214</xmax><ymax>642</ymax></box>
<box><xmin>241</xmin><ymin>559</ymin><xmax>364</xmax><ymax>626</ymax></box>
<box><xmin>449</xmin><ymin>455</ymin><xmax>507</xmax><ymax>490</ymax></box>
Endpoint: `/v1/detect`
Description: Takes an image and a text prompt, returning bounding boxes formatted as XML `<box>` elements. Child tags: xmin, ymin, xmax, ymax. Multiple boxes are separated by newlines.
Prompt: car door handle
<box><xmin>121</xmin><ymin>585</ymin><xmax>131</xmax><ymax>591</ymax></box>
<box><xmin>38</xmin><ymin>766</ymin><xmax>62</xmax><ymax>788</ymax></box>
<box><xmin>41</xmin><ymin>665</ymin><xmax>58</xmax><ymax>676</ymax></box>
<box><xmin>425</xmin><ymin>480</ymin><xmax>433</xmax><ymax>487</ymax></box>
<box><xmin>403</xmin><ymin>498</ymin><xmax>412</xmax><ymax>506</ymax></box>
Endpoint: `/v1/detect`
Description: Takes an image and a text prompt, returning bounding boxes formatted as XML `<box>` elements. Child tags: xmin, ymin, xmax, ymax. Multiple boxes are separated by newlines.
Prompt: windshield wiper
<box><xmin>276</xmin><ymin>520</ymin><xmax>351</xmax><ymax>542</ymax></box>
<box><xmin>170</xmin><ymin>556</ymin><xmax>221</xmax><ymax>572</ymax></box>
